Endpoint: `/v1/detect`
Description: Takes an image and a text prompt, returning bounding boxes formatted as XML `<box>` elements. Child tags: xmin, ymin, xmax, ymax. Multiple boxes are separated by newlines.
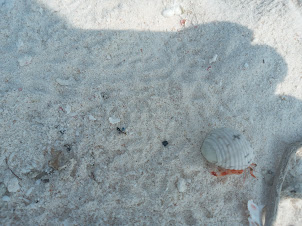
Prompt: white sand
<box><xmin>1</xmin><ymin>0</ymin><xmax>302</xmax><ymax>225</ymax></box>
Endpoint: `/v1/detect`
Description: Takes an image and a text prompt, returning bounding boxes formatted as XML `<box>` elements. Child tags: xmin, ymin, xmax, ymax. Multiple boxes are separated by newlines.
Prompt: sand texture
<box><xmin>1</xmin><ymin>0</ymin><xmax>302</xmax><ymax>225</ymax></box>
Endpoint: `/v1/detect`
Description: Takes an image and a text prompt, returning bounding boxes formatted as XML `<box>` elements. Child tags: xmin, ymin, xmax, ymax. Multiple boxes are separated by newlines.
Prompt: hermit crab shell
<box><xmin>201</xmin><ymin>127</ymin><xmax>254</xmax><ymax>170</ymax></box>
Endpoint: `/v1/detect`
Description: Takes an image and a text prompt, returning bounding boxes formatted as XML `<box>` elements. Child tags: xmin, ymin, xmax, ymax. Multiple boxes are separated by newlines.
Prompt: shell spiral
<box><xmin>201</xmin><ymin>127</ymin><xmax>254</xmax><ymax>170</ymax></box>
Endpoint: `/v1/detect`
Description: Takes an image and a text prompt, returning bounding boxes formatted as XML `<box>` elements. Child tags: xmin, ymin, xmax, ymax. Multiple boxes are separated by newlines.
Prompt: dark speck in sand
<box><xmin>162</xmin><ymin>141</ymin><xmax>168</xmax><ymax>147</ymax></box>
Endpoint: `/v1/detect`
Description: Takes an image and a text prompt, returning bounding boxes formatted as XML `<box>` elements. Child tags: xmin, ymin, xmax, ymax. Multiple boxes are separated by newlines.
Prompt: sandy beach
<box><xmin>1</xmin><ymin>0</ymin><xmax>302</xmax><ymax>225</ymax></box>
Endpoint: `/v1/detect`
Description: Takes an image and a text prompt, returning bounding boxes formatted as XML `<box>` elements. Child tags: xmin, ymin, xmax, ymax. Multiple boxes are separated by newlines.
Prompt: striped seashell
<box><xmin>201</xmin><ymin>127</ymin><xmax>254</xmax><ymax>170</ymax></box>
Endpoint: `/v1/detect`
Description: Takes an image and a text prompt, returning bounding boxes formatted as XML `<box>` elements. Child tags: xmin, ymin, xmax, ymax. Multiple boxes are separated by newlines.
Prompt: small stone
<box><xmin>7</xmin><ymin>178</ymin><xmax>20</xmax><ymax>193</ymax></box>
<box><xmin>2</xmin><ymin>196</ymin><xmax>10</xmax><ymax>202</ymax></box>
<box><xmin>244</xmin><ymin>63</ymin><xmax>249</xmax><ymax>69</ymax></box>
<box><xmin>26</xmin><ymin>187</ymin><xmax>34</xmax><ymax>196</ymax></box>
<box><xmin>106</xmin><ymin>55</ymin><xmax>112</xmax><ymax>60</ymax></box>
<box><xmin>162</xmin><ymin>5</ymin><xmax>183</xmax><ymax>18</ymax></box>
<box><xmin>109</xmin><ymin>117</ymin><xmax>120</xmax><ymax>124</ymax></box>
<box><xmin>177</xmin><ymin>178</ymin><xmax>187</xmax><ymax>192</ymax></box>
<box><xmin>209</xmin><ymin>54</ymin><xmax>218</xmax><ymax>64</ymax></box>
<box><xmin>18</xmin><ymin>55</ymin><xmax>32</xmax><ymax>66</ymax></box>
<box><xmin>88</xmin><ymin>115</ymin><xmax>96</xmax><ymax>121</ymax></box>
<box><xmin>65</xmin><ymin>105</ymin><xmax>71</xmax><ymax>114</ymax></box>
<box><xmin>162</xmin><ymin>141</ymin><xmax>168</xmax><ymax>147</ymax></box>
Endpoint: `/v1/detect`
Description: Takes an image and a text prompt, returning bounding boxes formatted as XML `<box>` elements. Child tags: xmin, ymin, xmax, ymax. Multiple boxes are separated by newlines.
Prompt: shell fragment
<box><xmin>162</xmin><ymin>5</ymin><xmax>183</xmax><ymax>18</ymax></box>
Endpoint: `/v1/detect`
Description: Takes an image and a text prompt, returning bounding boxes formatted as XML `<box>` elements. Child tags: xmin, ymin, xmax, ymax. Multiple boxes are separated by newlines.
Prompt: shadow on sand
<box><xmin>1</xmin><ymin>0</ymin><xmax>302</xmax><ymax>225</ymax></box>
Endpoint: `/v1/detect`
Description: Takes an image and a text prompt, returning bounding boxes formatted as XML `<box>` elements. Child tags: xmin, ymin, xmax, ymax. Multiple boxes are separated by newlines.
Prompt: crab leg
<box><xmin>248</xmin><ymin>163</ymin><xmax>257</xmax><ymax>178</ymax></box>
<box><xmin>211</xmin><ymin>169</ymin><xmax>244</xmax><ymax>177</ymax></box>
<box><xmin>249</xmin><ymin>167</ymin><xmax>256</xmax><ymax>178</ymax></box>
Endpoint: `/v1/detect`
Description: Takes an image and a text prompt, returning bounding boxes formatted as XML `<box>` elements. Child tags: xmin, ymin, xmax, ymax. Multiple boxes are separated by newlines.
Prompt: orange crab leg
<box><xmin>248</xmin><ymin>166</ymin><xmax>256</xmax><ymax>178</ymax></box>
<box><xmin>211</xmin><ymin>163</ymin><xmax>257</xmax><ymax>178</ymax></box>
<box><xmin>211</xmin><ymin>169</ymin><xmax>244</xmax><ymax>177</ymax></box>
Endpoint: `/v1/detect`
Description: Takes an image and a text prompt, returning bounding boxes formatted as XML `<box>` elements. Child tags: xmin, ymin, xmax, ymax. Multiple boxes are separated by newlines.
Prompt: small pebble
<box><xmin>65</xmin><ymin>105</ymin><xmax>71</xmax><ymax>114</ymax></box>
<box><xmin>243</xmin><ymin>63</ymin><xmax>249</xmax><ymax>69</ymax></box>
<box><xmin>177</xmin><ymin>178</ymin><xmax>187</xmax><ymax>192</ymax></box>
<box><xmin>162</xmin><ymin>5</ymin><xmax>183</xmax><ymax>18</ymax></box>
<box><xmin>88</xmin><ymin>115</ymin><xmax>96</xmax><ymax>121</ymax></box>
<box><xmin>109</xmin><ymin>117</ymin><xmax>120</xmax><ymax>124</ymax></box>
<box><xmin>2</xmin><ymin>196</ymin><xmax>10</xmax><ymax>202</ymax></box>
<box><xmin>26</xmin><ymin>187</ymin><xmax>34</xmax><ymax>196</ymax></box>
<box><xmin>209</xmin><ymin>54</ymin><xmax>218</xmax><ymax>64</ymax></box>
<box><xmin>7</xmin><ymin>178</ymin><xmax>20</xmax><ymax>193</ymax></box>
<box><xmin>106</xmin><ymin>55</ymin><xmax>112</xmax><ymax>60</ymax></box>
<box><xmin>162</xmin><ymin>141</ymin><xmax>169</xmax><ymax>147</ymax></box>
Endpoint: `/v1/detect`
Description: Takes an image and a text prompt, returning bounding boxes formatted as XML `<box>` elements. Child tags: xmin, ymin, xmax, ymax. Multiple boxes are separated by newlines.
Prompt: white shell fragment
<box><xmin>88</xmin><ymin>115</ymin><xmax>96</xmax><ymax>121</ymax></box>
<box><xmin>65</xmin><ymin>105</ymin><xmax>71</xmax><ymax>114</ymax></box>
<box><xmin>177</xmin><ymin>178</ymin><xmax>187</xmax><ymax>193</ymax></box>
<box><xmin>7</xmin><ymin>178</ymin><xmax>20</xmax><ymax>193</ymax></box>
<box><xmin>209</xmin><ymin>54</ymin><xmax>218</xmax><ymax>64</ymax></box>
<box><xmin>109</xmin><ymin>116</ymin><xmax>120</xmax><ymax>124</ymax></box>
<box><xmin>2</xmin><ymin>196</ymin><xmax>10</xmax><ymax>202</ymax></box>
<box><xmin>162</xmin><ymin>5</ymin><xmax>183</xmax><ymax>18</ymax></box>
<box><xmin>201</xmin><ymin>127</ymin><xmax>254</xmax><ymax>170</ymax></box>
<box><xmin>26</xmin><ymin>187</ymin><xmax>34</xmax><ymax>196</ymax></box>
<box><xmin>247</xmin><ymin>200</ymin><xmax>264</xmax><ymax>226</ymax></box>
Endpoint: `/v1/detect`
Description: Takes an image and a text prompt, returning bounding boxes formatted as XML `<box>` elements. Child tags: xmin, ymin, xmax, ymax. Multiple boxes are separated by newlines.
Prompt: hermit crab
<box><xmin>201</xmin><ymin>127</ymin><xmax>256</xmax><ymax>178</ymax></box>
